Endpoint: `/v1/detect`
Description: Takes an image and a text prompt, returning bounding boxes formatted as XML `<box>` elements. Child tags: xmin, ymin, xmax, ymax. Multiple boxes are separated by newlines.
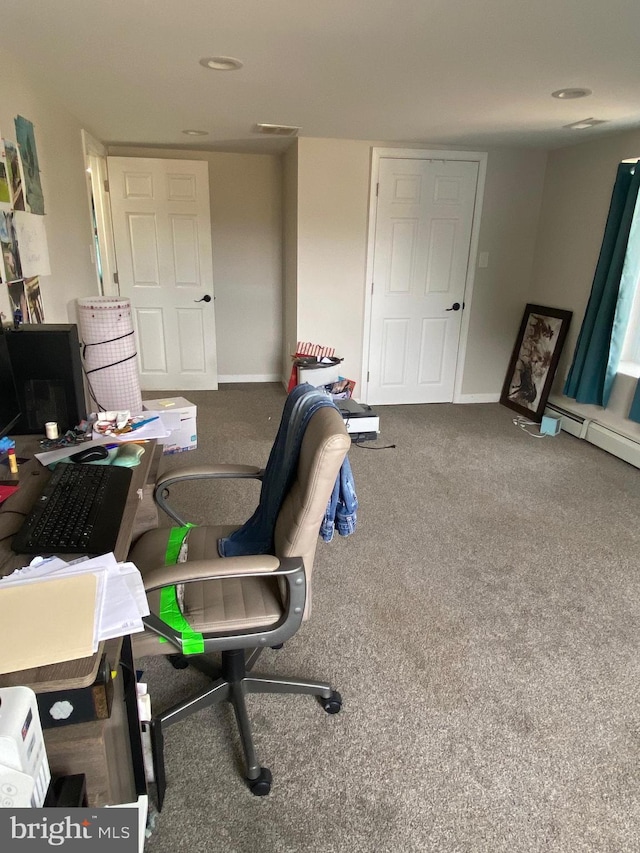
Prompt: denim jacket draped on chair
<box><xmin>218</xmin><ymin>383</ymin><xmax>357</xmax><ymax>557</ymax></box>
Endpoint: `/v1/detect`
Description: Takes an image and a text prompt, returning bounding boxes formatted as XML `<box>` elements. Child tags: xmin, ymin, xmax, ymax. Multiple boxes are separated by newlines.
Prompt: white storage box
<box><xmin>142</xmin><ymin>396</ymin><xmax>197</xmax><ymax>454</ymax></box>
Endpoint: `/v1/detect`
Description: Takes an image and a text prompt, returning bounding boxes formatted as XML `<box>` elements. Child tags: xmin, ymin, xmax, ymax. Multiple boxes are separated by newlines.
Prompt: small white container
<box><xmin>44</xmin><ymin>422</ymin><xmax>59</xmax><ymax>439</ymax></box>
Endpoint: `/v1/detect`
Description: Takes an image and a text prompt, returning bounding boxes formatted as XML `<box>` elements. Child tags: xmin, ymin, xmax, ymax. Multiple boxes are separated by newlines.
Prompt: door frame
<box><xmin>361</xmin><ymin>147</ymin><xmax>488</xmax><ymax>404</ymax></box>
<box><xmin>81</xmin><ymin>129</ymin><xmax>119</xmax><ymax>297</ymax></box>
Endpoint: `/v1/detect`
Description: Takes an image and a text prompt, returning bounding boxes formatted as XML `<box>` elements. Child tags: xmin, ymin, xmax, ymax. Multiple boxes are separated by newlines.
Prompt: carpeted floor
<box><xmin>140</xmin><ymin>384</ymin><xmax>640</xmax><ymax>853</ymax></box>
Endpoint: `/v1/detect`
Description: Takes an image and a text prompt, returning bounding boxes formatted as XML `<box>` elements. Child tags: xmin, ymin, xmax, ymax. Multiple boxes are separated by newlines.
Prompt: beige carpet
<box><xmin>140</xmin><ymin>384</ymin><xmax>640</xmax><ymax>853</ymax></box>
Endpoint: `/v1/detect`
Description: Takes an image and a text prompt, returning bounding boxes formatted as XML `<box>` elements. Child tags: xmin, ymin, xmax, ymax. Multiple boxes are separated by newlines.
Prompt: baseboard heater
<box><xmin>545</xmin><ymin>403</ymin><xmax>640</xmax><ymax>469</ymax></box>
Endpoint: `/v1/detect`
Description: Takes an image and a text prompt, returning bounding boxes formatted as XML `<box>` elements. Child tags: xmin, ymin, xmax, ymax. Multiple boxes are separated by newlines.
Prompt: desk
<box><xmin>0</xmin><ymin>436</ymin><xmax>162</xmax><ymax>805</ymax></box>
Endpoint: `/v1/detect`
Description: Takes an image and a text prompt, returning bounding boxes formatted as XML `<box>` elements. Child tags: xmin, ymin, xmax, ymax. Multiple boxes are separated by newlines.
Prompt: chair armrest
<box><xmin>154</xmin><ymin>464</ymin><xmax>264</xmax><ymax>524</ymax></box>
<box><xmin>142</xmin><ymin>554</ymin><xmax>303</xmax><ymax>592</ymax></box>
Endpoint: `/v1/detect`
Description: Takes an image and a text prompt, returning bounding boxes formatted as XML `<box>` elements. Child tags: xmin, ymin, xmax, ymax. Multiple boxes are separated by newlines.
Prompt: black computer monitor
<box><xmin>0</xmin><ymin>330</ymin><xmax>22</xmax><ymax>439</ymax></box>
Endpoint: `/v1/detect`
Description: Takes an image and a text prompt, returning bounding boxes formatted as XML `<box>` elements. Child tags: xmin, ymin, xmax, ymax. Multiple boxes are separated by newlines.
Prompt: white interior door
<box><xmin>107</xmin><ymin>156</ymin><xmax>217</xmax><ymax>391</ymax></box>
<box><xmin>367</xmin><ymin>156</ymin><xmax>479</xmax><ymax>404</ymax></box>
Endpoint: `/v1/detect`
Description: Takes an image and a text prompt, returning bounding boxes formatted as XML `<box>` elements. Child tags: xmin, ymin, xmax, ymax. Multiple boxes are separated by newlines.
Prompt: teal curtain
<box><xmin>563</xmin><ymin>161</ymin><xmax>640</xmax><ymax>406</ymax></box>
<box><xmin>630</xmin><ymin>384</ymin><xmax>640</xmax><ymax>421</ymax></box>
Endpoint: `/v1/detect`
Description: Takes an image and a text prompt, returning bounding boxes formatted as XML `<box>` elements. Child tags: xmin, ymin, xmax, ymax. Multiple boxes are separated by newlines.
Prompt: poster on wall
<box><xmin>0</xmin><ymin>211</ymin><xmax>22</xmax><ymax>282</ymax></box>
<box><xmin>3</xmin><ymin>141</ymin><xmax>25</xmax><ymax>211</ymax></box>
<box><xmin>25</xmin><ymin>276</ymin><xmax>44</xmax><ymax>322</ymax></box>
<box><xmin>0</xmin><ymin>161</ymin><xmax>9</xmax><ymax>206</ymax></box>
<box><xmin>0</xmin><ymin>130</ymin><xmax>8</xmax><ymax>209</ymax></box>
<box><xmin>13</xmin><ymin>210</ymin><xmax>50</xmax><ymax>277</ymax></box>
<box><xmin>7</xmin><ymin>279</ymin><xmax>28</xmax><ymax>321</ymax></box>
<box><xmin>15</xmin><ymin>116</ymin><xmax>44</xmax><ymax>215</ymax></box>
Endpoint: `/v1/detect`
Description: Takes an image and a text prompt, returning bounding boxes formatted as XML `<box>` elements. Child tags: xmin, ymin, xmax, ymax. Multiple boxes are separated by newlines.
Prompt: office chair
<box><xmin>128</xmin><ymin>401</ymin><xmax>351</xmax><ymax>806</ymax></box>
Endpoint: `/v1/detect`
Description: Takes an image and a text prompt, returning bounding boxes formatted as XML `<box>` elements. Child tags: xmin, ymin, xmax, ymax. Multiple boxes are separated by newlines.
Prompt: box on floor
<box><xmin>142</xmin><ymin>397</ymin><xmax>197</xmax><ymax>454</ymax></box>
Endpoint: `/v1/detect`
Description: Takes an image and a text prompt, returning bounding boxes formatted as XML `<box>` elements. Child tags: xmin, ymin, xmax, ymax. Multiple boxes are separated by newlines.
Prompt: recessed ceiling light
<box><xmin>564</xmin><ymin>117</ymin><xmax>608</xmax><ymax>130</ymax></box>
<box><xmin>182</xmin><ymin>129</ymin><xmax>209</xmax><ymax>136</ymax></box>
<box><xmin>552</xmin><ymin>88</ymin><xmax>592</xmax><ymax>100</ymax></box>
<box><xmin>199</xmin><ymin>56</ymin><xmax>243</xmax><ymax>71</ymax></box>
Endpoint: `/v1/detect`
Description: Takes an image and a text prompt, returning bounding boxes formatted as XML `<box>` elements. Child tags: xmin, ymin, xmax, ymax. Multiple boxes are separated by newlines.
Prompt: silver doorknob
<box><xmin>194</xmin><ymin>294</ymin><xmax>212</xmax><ymax>303</ymax></box>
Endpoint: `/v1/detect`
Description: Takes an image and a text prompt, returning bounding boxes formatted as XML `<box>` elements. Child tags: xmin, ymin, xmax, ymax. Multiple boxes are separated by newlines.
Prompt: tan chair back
<box><xmin>274</xmin><ymin>405</ymin><xmax>350</xmax><ymax>618</ymax></box>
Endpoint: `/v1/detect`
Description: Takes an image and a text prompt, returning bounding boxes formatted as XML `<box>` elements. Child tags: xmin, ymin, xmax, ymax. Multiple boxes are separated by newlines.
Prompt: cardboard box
<box><xmin>142</xmin><ymin>396</ymin><xmax>197</xmax><ymax>454</ymax></box>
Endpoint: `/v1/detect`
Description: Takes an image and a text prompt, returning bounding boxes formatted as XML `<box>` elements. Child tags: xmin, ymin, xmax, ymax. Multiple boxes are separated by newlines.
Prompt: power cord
<box><xmin>512</xmin><ymin>416</ymin><xmax>547</xmax><ymax>438</ymax></box>
<box><xmin>353</xmin><ymin>439</ymin><xmax>396</xmax><ymax>450</ymax></box>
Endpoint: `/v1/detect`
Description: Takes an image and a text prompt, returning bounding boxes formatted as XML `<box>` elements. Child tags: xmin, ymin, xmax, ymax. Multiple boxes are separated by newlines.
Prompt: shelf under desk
<box><xmin>0</xmin><ymin>436</ymin><xmax>162</xmax><ymax>805</ymax></box>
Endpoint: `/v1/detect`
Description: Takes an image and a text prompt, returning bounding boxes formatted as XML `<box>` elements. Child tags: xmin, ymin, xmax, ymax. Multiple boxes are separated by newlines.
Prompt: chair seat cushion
<box><xmin>130</xmin><ymin>523</ymin><xmax>284</xmax><ymax>642</ymax></box>
<box><xmin>182</xmin><ymin>574</ymin><xmax>282</xmax><ymax>632</ymax></box>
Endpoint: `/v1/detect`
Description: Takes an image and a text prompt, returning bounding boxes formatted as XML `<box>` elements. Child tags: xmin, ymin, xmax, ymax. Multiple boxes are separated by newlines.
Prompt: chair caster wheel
<box><xmin>167</xmin><ymin>654</ymin><xmax>189</xmax><ymax>670</ymax></box>
<box><xmin>248</xmin><ymin>767</ymin><xmax>272</xmax><ymax>796</ymax></box>
<box><xmin>320</xmin><ymin>690</ymin><xmax>342</xmax><ymax>714</ymax></box>
<box><xmin>270</xmin><ymin>643</ymin><xmax>284</xmax><ymax>650</ymax></box>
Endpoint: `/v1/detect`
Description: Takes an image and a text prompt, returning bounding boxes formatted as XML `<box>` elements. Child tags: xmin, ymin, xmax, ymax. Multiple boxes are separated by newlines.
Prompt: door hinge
<box><xmin>103</xmin><ymin>179</ymin><xmax>110</xmax><ymax>193</ymax></box>
<box><xmin>371</xmin><ymin>281</ymin><xmax>374</xmax><ymax>294</ymax></box>
<box><xmin>367</xmin><ymin>371</ymin><xmax>370</xmax><ymax>382</ymax></box>
<box><xmin>376</xmin><ymin>182</ymin><xmax>379</xmax><ymax>197</ymax></box>
<box><xmin>113</xmin><ymin>272</ymin><xmax>119</xmax><ymax>285</ymax></box>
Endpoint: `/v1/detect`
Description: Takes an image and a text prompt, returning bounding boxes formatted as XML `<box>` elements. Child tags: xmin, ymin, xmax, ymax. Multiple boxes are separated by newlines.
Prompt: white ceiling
<box><xmin>4</xmin><ymin>0</ymin><xmax>640</xmax><ymax>154</ymax></box>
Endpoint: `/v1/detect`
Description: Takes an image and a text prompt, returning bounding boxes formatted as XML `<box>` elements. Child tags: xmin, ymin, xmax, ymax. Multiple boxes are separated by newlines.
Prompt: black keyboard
<box><xmin>12</xmin><ymin>463</ymin><xmax>133</xmax><ymax>555</ymax></box>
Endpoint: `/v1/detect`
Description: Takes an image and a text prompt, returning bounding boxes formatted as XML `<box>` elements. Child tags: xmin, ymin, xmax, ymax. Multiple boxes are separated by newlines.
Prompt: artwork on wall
<box><xmin>25</xmin><ymin>276</ymin><xmax>44</xmax><ymax>323</ymax></box>
<box><xmin>0</xmin><ymin>161</ymin><xmax>9</xmax><ymax>205</ymax></box>
<box><xmin>0</xmin><ymin>120</ymin><xmax>48</xmax><ymax>322</ymax></box>
<box><xmin>7</xmin><ymin>279</ymin><xmax>27</xmax><ymax>321</ymax></box>
<box><xmin>15</xmin><ymin>116</ymin><xmax>44</xmax><ymax>215</ymax></box>
<box><xmin>500</xmin><ymin>304</ymin><xmax>572</xmax><ymax>422</ymax></box>
<box><xmin>0</xmin><ymin>211</ymin><xmax>22</xmax><ymax>283</ymax></box>
<box><xmin>4</xmin><ymin>141</ymin><xmax>25</xmax><ymax>211</ymax></box>
<box><xmin>14</xmin><ymin>210</ymin><xmax>50</xmax><ymax>277</ymax></box>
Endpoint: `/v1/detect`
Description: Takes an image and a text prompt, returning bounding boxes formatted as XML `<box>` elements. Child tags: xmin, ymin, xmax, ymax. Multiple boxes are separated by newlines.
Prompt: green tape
<box><xmin>165</xmin><ymin>523</ymin><xmax>194</xmax><ymax>565</ymax></box>
<box><xmin>157</xmin><ymin>524</ymin><xmax>204</xmax><ymax>655</ymax></box>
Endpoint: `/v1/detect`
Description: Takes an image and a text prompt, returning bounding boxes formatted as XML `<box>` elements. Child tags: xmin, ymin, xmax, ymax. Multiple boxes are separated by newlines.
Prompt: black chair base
<box><xmin>151</xmin><ymin>649</ymin><xmax>341</xmax><ymax>810</ymax></box>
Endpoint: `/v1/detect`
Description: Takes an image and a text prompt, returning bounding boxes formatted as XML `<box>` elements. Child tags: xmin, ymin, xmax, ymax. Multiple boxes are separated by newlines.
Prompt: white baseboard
<box><xmin>218</xmin><ymin>374</ymin><xmax>281</xmax><ymax>384</ymax></box>
<box><xmin>455</xmin><ymin>393</ymin><xmax>501</xmax><ymax>404</ymax></box>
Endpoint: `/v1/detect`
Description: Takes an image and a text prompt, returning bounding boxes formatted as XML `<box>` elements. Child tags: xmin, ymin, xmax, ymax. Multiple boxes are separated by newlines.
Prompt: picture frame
<box><xmin>500</xmin><ymin>303</ymin><xmax>572</xmax><ymax>422</ymax></box>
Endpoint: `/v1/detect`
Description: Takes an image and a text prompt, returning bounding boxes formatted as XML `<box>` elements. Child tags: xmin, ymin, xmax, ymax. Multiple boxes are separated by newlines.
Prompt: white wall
<box><xmin>109</xmin><ymin>146</ymin><xmax>283</xmax><ymax>381</ymax></box>
<box><xmin>528</xmin><ymin>128</ymin><xmax>640</xmax><ymax>439</ymax></box>
<box><xmin>293</xmin><ymin>138</ymin><xmax>548</xmax><ymax>396</ymax></box>
<box><xmin>296</xmin><ymin>138</ymin><xmax>371</xmax><ymax>387</ymax></box>
<box><xmin>463</xmin><ymin>148</ymin><xmax>548</xmax><ymax>397</ymax></box>
<box><xmin>0</xmin><ymin>53</ymin><xmax>98</xmax><ymax>324</ymax></box>
<box><xmin>282</xmin><ymin>143</ymin><xmax>299</xmax><ymax>383</ymax></box>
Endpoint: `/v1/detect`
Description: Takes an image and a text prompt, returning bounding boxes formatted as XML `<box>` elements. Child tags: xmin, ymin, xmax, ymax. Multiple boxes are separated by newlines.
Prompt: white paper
<box><xmin>13</xmin><ymin>210</ymin><xmax>51</xmax><ymax>277</ymax></box>
<box><xmin>97</xmin><ymin>562</ymin><xmax>149</xmax><ymax>641</ymax></box>
<box><xmin>118</xmin><ymin>562</ymin><xmax>150</xmax><ymax>618</ymax></box>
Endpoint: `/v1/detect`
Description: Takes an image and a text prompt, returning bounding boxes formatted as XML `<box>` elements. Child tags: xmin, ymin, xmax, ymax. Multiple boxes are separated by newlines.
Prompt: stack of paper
<box><xmin>0</xmin><ymin>553</ymin><xmax>149</xmax><ymax>674</ymax></box>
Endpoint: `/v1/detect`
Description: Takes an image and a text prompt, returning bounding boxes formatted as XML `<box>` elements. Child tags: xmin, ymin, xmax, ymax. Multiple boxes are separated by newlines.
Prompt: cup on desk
<box><xmin>45</xmin><ymin>422</ymin><xmax>59</xmax><ymax>440</ymax></box>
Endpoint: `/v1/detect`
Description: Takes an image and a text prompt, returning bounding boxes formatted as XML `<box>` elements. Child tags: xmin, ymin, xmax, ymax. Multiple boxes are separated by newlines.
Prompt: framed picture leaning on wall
<box><xmin>500</xmin><ymin>304</ymin><xmax>572</xmax><ymax>422</ymax></box>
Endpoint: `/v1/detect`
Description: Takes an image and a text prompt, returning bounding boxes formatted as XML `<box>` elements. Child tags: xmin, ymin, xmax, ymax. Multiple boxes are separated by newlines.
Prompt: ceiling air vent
<box><xmin>253</xmin><ymin>123</ymin><xmax>301</xmax><ymax>136</ymax></box>
<box><xmin>563</xmin><ymin>117</ymin><xmax>608</xmax><ymax>130</ymax></box>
